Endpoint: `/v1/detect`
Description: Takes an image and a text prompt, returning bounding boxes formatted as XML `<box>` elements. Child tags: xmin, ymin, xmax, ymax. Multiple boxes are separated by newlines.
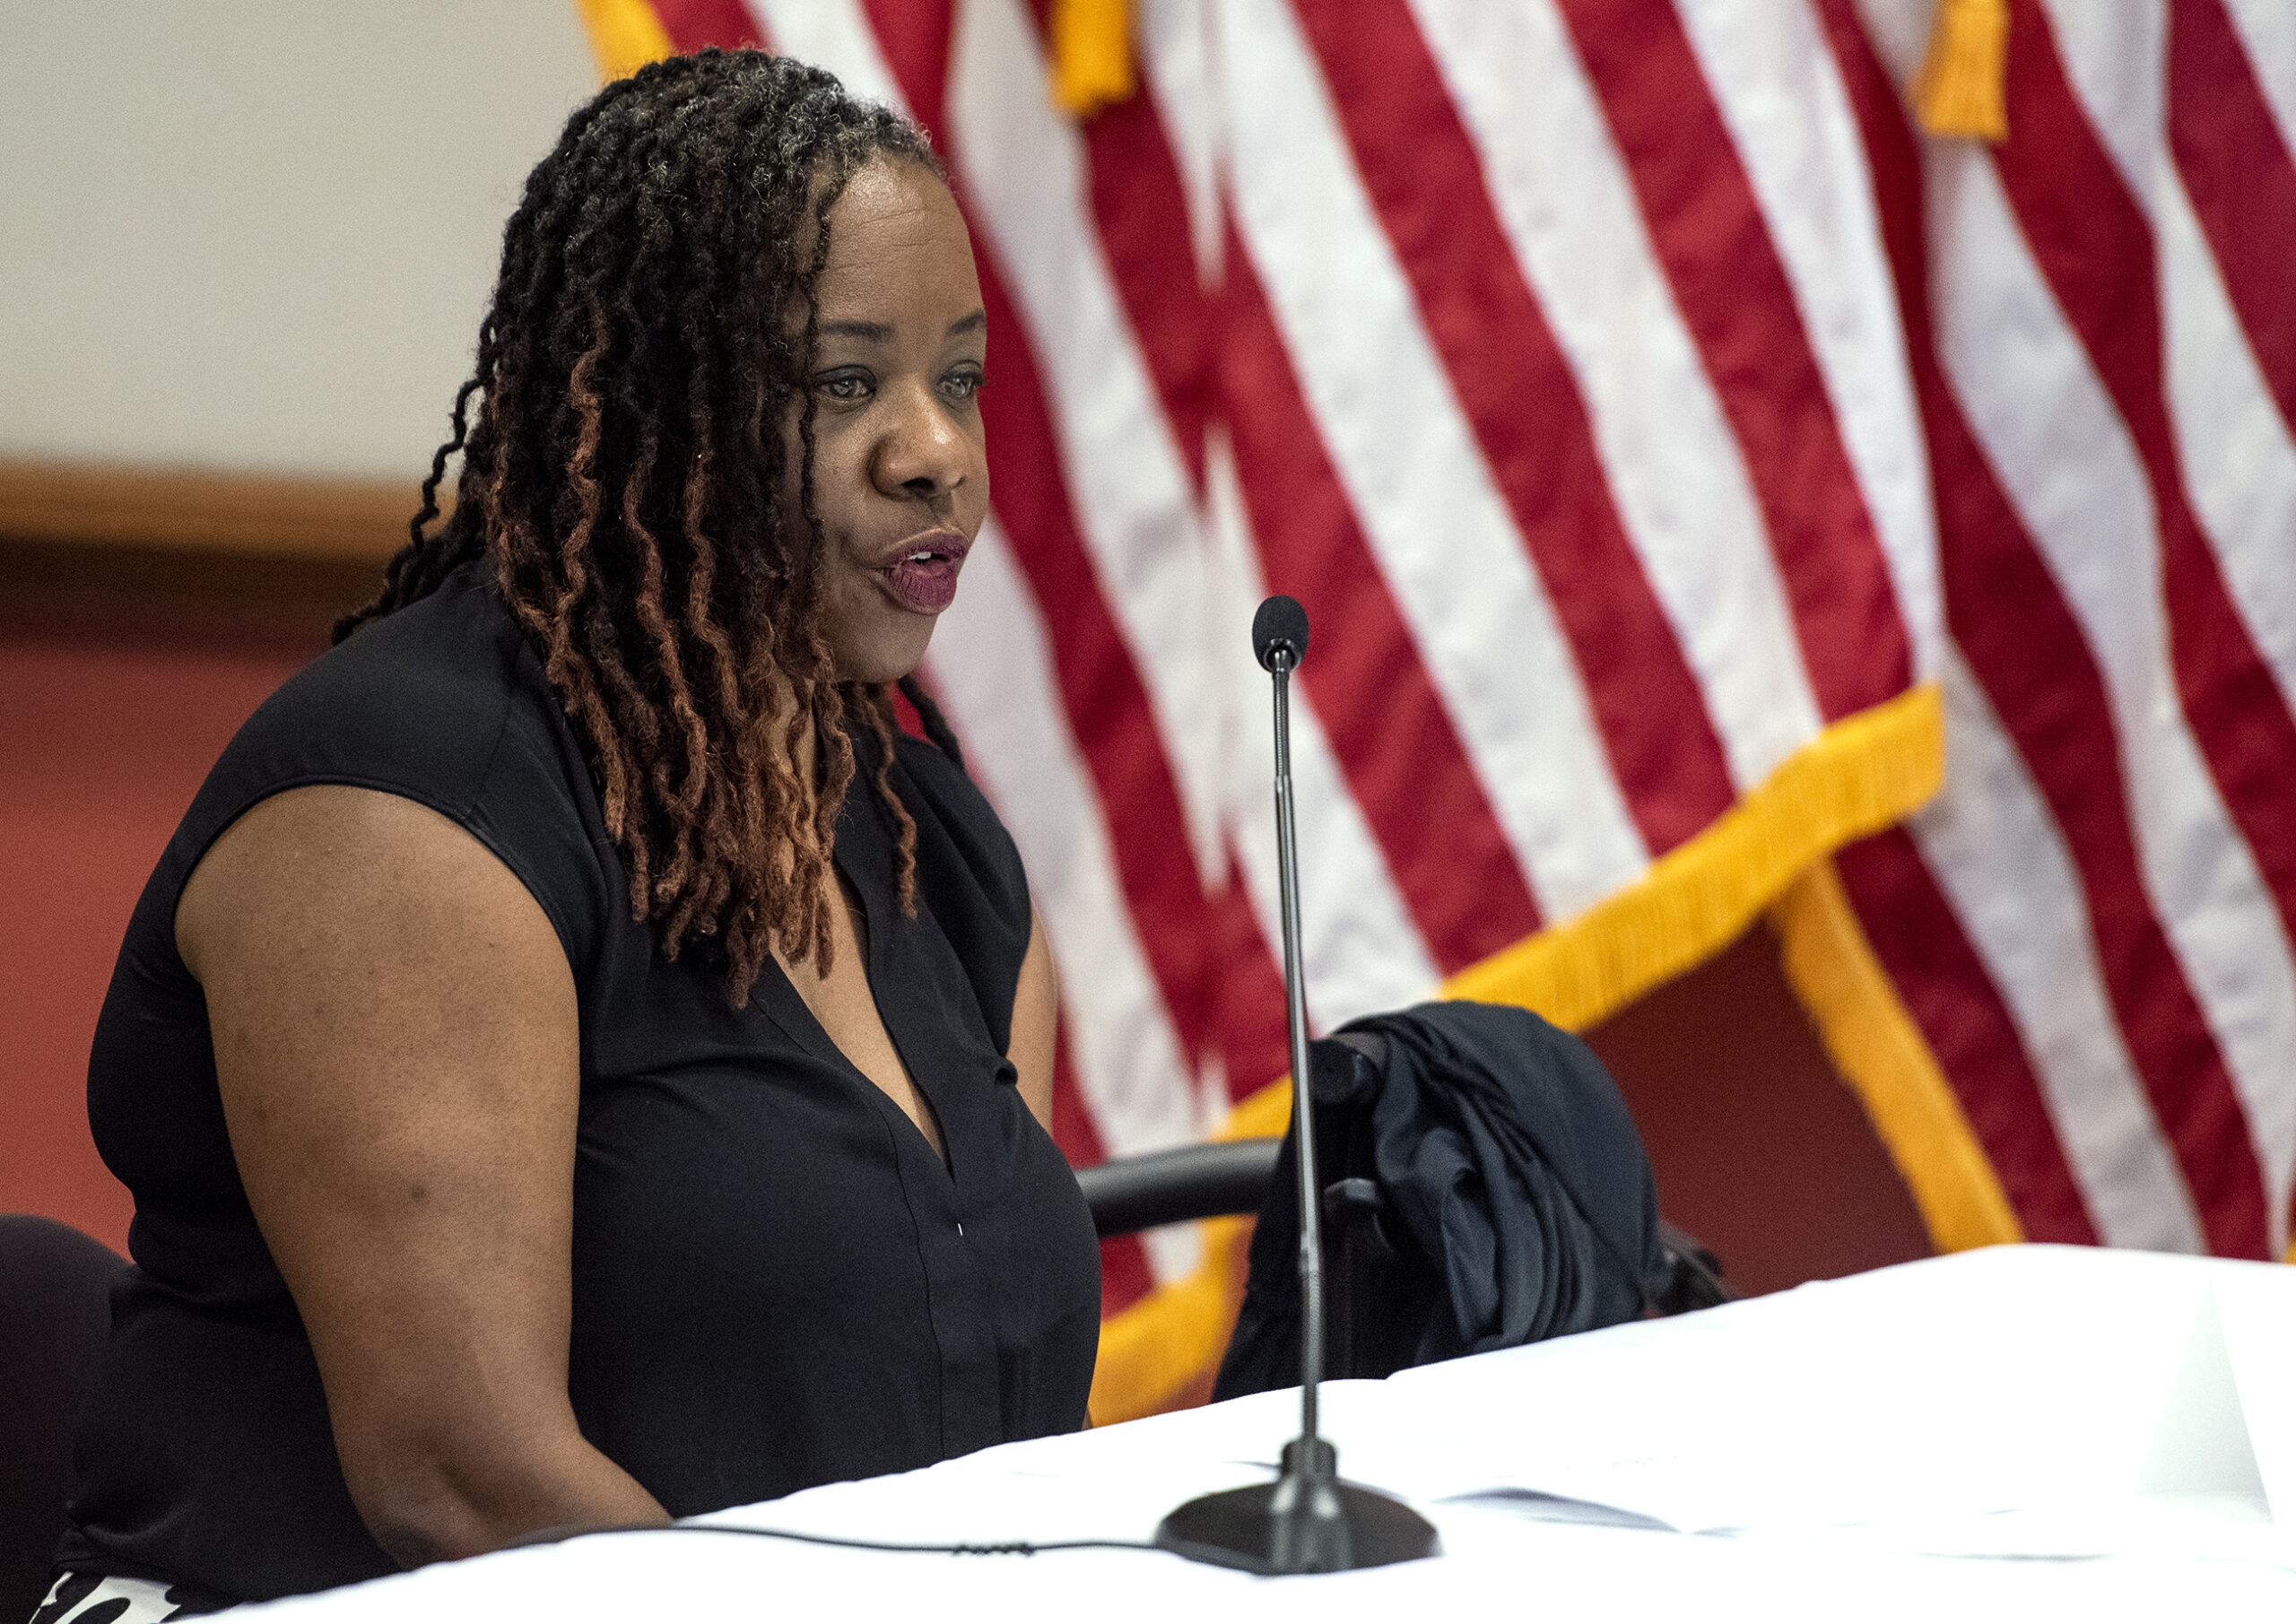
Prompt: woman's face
<box><xmin>797</xmin><ymin>157</ymin><xmax>990</xmax><ymax>686</ymax></box>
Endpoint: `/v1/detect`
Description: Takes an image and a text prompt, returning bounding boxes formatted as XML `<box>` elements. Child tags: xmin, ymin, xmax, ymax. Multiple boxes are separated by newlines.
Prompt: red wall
<box><xmin>1587</xmin><ymin>924</ymin><xmax>1931</xmax><ymax>1295</ymax></box>
<box><xmin>0</xmin><ymin>613</ymin><xmax>322</xmax><ymax>1256</ymax></box>
<box><xmin>0</xmin><ymin>601</ymin><xmax>1928</xmax><ymax>1293</ymax></box>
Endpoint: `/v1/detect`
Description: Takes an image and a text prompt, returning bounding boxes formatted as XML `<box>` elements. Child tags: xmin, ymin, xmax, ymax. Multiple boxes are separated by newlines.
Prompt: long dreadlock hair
<box><xmin>337</xmin><ymin>49</ymin><xmax>968</xmax><ymax>1007</ymax></box>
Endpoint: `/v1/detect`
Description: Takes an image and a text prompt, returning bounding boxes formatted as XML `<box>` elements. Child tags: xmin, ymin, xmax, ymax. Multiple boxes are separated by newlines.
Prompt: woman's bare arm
<box><xmin>1007</xmin><ymin>911</ymin><xmax>1057</xmax><ymax>1133</ymax></box>
<box><xmin>176</xmin><ymin>785</ymin><xmax>667</xmax><ymax>1568</ymax></box>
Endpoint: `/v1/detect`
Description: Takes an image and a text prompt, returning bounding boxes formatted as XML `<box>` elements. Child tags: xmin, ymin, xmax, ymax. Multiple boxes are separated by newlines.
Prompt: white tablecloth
<box><xmin>238</xmin><ymin>1245</ymin><xmax>2296</xmax><ymax>1620</ymax></box>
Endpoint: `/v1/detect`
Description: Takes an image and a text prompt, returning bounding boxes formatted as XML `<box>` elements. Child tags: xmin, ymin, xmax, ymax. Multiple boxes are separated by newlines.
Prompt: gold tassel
<box><xmin>573</xmin><ymin>0</ymin><xmax>674</xmax><ymax>85</ymax></box>
<box><xmin>1911</xmin><ymin>0</ymin><xmax>2010</xmax><ymax>142</ymax></box>
<box><xmin>1049</xmin><ymin>0</ymin><xmax>1135</xmax><ymax>118</ymax></box>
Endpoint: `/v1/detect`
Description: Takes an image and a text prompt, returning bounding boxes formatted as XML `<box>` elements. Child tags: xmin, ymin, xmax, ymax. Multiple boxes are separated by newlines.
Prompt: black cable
<box><xmin>517</xmin><ymin>1521</ymin><xmax>1165</xmax><ymax>1559</ymax></box>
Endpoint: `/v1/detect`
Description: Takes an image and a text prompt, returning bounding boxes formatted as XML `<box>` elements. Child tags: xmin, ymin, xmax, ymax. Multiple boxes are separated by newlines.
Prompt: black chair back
<box><xmin>0</xmin><ymin>1216</ymin><xmax>126</xmax><ymax>1624</ymax></box>
<box><xmin>1074</xmin><ymin>1139</ymin><xmax>1281</xmax><ymax>1237</ymax></box>
<box><xmin>1074</xmin><ymin>1120</ymin><xmax>1734</xmax><ymax>1384</ymax></box>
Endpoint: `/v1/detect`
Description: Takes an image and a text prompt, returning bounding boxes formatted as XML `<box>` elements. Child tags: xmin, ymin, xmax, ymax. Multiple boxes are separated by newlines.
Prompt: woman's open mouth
<box><xmin>880</xmin><ymin>534</ymin><xmax>969</xmax><ymax>614</ymax></box>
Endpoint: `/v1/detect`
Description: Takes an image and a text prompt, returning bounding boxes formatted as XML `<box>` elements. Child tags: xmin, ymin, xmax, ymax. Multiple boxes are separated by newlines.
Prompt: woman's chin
<box><xmin>831</xmin><ymin>624</ymin><xmax>937</xmax><ymax>688</ymax></box>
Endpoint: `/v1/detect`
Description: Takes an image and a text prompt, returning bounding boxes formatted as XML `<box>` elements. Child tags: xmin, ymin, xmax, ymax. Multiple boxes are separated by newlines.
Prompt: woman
<box><xmin>41</xmin><ymin>51</ymin><xmax>1100</xmax><ymax>1620</ymax></box>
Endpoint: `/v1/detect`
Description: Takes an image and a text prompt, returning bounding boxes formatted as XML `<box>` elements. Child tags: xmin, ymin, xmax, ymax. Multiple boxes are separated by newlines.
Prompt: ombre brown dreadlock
<box><xmin>337</xmin><ymin>50</ymin><xmax>966</xmax><ymax>1007</ymax></box>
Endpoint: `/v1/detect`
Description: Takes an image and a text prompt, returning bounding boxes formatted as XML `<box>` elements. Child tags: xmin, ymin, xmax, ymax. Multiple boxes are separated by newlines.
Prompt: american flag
<box><xmin>580</xmin><ymin>0</ymin><xmax>2296</xmax><ymax>1420</ymax></box>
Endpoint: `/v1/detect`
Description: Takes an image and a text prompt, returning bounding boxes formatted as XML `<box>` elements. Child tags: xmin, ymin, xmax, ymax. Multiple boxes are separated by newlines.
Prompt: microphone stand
<box><xmin>1152</xmin><ymin>598</ymin><xmax>1439</xmax><ymax>1575</ymax></box>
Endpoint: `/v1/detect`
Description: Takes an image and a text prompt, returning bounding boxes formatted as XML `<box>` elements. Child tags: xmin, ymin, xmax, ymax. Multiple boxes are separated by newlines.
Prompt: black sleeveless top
<box><xmin>57</xmin><ymin>566</ymin><xmax>1101</xmax><ymax>1604</ymax></box>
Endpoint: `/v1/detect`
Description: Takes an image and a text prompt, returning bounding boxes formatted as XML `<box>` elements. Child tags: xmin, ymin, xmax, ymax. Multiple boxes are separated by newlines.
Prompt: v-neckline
<box><xmin>758</xmin><ymin>830</ymin><xmax>955</xmax><ymax>1185</ymax></box>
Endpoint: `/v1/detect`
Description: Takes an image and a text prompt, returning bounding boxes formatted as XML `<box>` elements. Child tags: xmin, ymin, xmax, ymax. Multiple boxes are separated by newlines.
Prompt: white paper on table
<box><xmin>2133</xmin><ymin>1285</ymin><xmax>2270</xmax><ymax>1513</ymax></box>
<box><xmin>2213</xmin><ymin>1263</ymin><xmax>2296</xmax><ymax>1522</ymax></box>
<box><xmin>1361</xmin><ymin>1246</ymin><xmax>2296</xmax><ymax>1537</ymax></box>
<box><xmin>1706</xmin><ymin>1494</ymin><xmax>2296</xmax><ymax>1570</ymax></box>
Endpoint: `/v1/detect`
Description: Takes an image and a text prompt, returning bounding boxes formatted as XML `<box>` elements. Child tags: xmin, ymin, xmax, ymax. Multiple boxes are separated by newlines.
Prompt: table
<box><xmin>238</xmin><ymin>1246</ymin><xmax>2296</xmax><ymax>1620</ymax></box>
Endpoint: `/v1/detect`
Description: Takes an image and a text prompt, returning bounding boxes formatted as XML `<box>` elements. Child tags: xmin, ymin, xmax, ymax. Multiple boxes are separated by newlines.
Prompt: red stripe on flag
<box><xmin>656</xmin><ymin>0</ymin><xmax>764</xmax><ymax>50</ymax></box>
<box><xmin>2170</xmin><ymin>0</ymin><xmax>2296</xmax><ymax>439</ymax></box>
<box><xmin>1048</xmin><ymin>1020</ymin><xmax>1153</xmax><ymax>1316</ymax></box>
<box><xmin>1927</xmin><ymin>429</ymin><xmax>2260</xmax><ymax>1253</ymax></box>
<box><xmin>970</xmin><ymin>262</ymin><xmax>1220</xmax><ymax>1057</ymax></box>
<box><xmin>1819</xmin><ymin>0</ymin><xmax>2269</xmax><ymax>1256</ymax></box>
<box><xmin>888</xmin><ymin>682</ymin><xmax>926</xmax><ymax>743</ymax></box>
<box><xmin>863</xmin><ymin>20</ymin><xmax>1221</xmax><ymax>1065</ymax></box>
<box><xmin>1223</xmin><ymin>228</ymin><xmax>1544</xmax><ymax>973</ymax></box>
<box><xmin>1558</xmin><ymin>0</ymin><xmax>1913</xmax><ymax>725</ymax></box>
<box><xmin>2000</xmin><ymin>1</ymin><xmax>2296</xmax><ymax>975</ymax></box>
<box><xmin>1293</xmin><ymin>0</ymin><xmax>1734</xmax><ymax>856</ymax></box>
<box><xmin>1212</xmin><ymin>846</ymin><xmax>1292</xmax><ymax>1099</ymax></box>
<box><xmin>1004</xmin><ymin>0</ymin><xmax>1214</xmax><ymax>489</ymax></box>
<box><xmin>1077</xmin><ymin>94</ymin><xmax>1215</xmax><ymax>493</ymax></box>
<box><xmin>858</xmin><ymin>0</ymin><xmax>956</xmax><ymax>138</ymax></box>
<box><xmin>1048</xmin><ymin>44</ymin><xmax>1322</xmax><ymax>1083</ymax></box>
<box><xmin>993</xmin><ymin>0</ymin><xmax>1292</xmax><ymax>1090</ymax></box>
<box><xmin>1835</xmin><ymin>830</ymin><xmax>2099</xmax><ymax>1245</ymax></box>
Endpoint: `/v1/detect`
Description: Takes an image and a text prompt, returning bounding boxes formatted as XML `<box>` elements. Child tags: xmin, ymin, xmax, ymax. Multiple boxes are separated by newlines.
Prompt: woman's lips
<box><xmin>880</xmin><ymin>534</ymin><xmax>968</xmax><ymax>614</ymax></box>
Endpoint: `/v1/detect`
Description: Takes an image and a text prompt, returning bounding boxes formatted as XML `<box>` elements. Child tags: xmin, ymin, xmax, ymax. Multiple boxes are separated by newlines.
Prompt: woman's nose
<box><xmin>873</xmin><ymin>381</ymin><xmax>969</xmax><ymax>500</ymax></box>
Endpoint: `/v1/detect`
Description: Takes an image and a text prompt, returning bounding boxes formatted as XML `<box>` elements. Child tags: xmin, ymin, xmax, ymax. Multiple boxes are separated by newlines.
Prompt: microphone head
<box><xmin>1252</xmin><ymin>595</ymin><xmax>1310</xmax><ymax>672</ymax></box>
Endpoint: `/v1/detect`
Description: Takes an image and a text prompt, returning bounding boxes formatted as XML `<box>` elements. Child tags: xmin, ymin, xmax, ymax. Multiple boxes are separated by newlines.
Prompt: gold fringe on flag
<box><xmin>1910</xmin><ymin>0</ymin><xmax>2010</xmax><ymax>142</ymax></box>
<box><xmin>1048</xmin><ymin>0</ymin><xmax>1135</xmax><ymax>118</ymax></box>
<box><xmin>1770</xmin><ymin>859</ymin><xmax>2021</xmax><ymax>1253</ymax></box>
<box><xmin>1441</xmin><ymin>684</ymin><xmax>1943</xmax><ymax>1030</ymax></box>
<box><xmin>574</xmin><ymin>0</ymin><xmax>674</xmax><ymax>84</ymax></box>
<box><xmin>1090</xmin><ymin>683</ymin><xmax>1952</xmax><ymax>1424</ymax></box>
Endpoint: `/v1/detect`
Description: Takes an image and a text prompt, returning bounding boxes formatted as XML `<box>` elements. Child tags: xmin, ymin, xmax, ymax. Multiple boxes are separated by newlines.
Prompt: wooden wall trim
<box><xmin>0</xmin><ymin>457</ymin><xmax>428</xmax><ymax>562</ymax></box>
<box><xmin>0</xmin><ymin>459</ymin><xmax>440</xmax><ymax>636</ymax></box>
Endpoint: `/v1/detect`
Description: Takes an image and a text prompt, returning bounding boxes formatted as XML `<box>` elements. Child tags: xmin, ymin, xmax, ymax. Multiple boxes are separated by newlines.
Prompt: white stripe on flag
<box><xmin>1203</xmin><ymin>428</ymin><xmax>1444</xmax><ymax>1029</ymax></box>
<box><xmin>1929</xmin><ymin>143</ymin><xmax>2296</xmax><ymax>1231</ymax></box>
<box><xmin>744</xmin><ymin>0</ymin><xmax>900</xmax><ymax>106</ymax></box>
<box><xmin>1406</xmin><ymin>0</ymin><xmax>1823</xmax><ymax>794</ymax></box>
<box><xmin>2226</xmin><ymin>0</ymin><xmax>2296</xmax><ymax>161</ymax></box>
<box><xmin>1911</xmin><ymin>647</ymin><xmax>2205</xmax><ymax>1253</ymax></box>
<box><xmin>2158</xmin><ymin>163</ymin><xmax>2296</xmax><ymax>720</ymax></box>
<box><xmin>1220</xmin><ymin>0</ymin><xmax>1649</xmax><ymax>919</ymax></box>
<box><xmin>1848</xmin><ymin>0</ymin><xmax>1931</xmax><ymax>88</ymax></box>
<box><xmin>1674</xmin><ymin>0</ymin><xmax>1944</xmax><ymax>689</ymax></box>
<box><xmin>2035</xmin><ymin>0</ymin><xmax>2165</xmax><ymax>210</ymax></box>
<box><xmin>1135</xmin><ymin>0</ymin><xmax>1225</xmax><ymax>291</ymax></box>
<box><xmin>947</xmin><ymin>0</ymin><xmax>1229</xmax><ymax>888</ymax></box>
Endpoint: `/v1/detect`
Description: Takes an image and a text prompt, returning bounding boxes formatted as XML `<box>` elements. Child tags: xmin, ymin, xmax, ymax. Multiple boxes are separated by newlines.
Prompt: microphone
<box><xmin>1251</xmin><ymin>594</ymin><xmax>1309</xmax><ymax>672</ymax></box>
<box><xmin>1152</xmin><ymin>597</ymin><xmax>1439</xmax><ymax>1575</ymax></box>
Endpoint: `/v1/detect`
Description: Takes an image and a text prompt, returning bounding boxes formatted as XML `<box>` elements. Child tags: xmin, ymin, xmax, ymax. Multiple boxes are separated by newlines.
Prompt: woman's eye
<box><xmin>942</xmin><ymin>369</ymin><xmax>986</xmax><ymax>403</ymax></box>
<box><xmin>816</xmin><ymin>372</ymin><xmax>871</xmax><ymax>402</ymax></box>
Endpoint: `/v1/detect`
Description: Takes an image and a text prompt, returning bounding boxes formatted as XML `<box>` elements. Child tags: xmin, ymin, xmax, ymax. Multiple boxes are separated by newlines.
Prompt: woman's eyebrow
<box><xmin>814</xmin><ymin>311</ymin><xmax>984</xmax><ymax>343</ymax></box>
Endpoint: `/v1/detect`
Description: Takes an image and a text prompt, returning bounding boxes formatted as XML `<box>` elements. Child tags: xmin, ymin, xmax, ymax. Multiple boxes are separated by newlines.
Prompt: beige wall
<box><xmin>0</xmin><ymin>1</ymin><xmax>597</xmax><ymax>481</ymax></box>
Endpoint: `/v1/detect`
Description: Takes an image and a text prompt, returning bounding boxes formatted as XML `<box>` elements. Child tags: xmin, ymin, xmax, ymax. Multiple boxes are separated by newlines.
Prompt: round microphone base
<box><xmin>1153</xmin><ymin>1474</ymin><xmax>1440</xmax><ymax>1575</ymax></box>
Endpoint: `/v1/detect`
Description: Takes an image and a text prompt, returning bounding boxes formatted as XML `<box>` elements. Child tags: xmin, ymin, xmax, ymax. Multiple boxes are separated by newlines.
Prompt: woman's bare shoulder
<box><xmin>176</xmin><ymin>783</ymin><xmax>570</xmax><ymax>1002</ymax></box>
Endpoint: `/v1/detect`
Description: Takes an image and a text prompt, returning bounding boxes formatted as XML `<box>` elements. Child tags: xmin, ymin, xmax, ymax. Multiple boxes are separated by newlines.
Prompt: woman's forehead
<box><xmin>823</xmin><ymin>161</ymin><xmax>963</xmax><ymax>257</ymax></box>
<box><xmin>815</xmin><ymin>161</ymin><xmax>978</xmax><ymax>321</ymax></box>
